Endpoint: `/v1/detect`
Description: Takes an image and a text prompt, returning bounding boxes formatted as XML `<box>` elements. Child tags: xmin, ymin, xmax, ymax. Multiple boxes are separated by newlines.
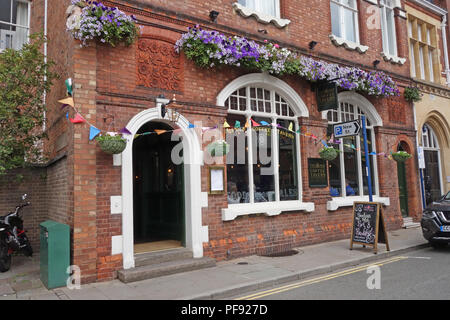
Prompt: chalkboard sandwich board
<box><xmin>350</xmin><ymin>202</ymin><xmax>390</xmax><ymax>254</ymax></box>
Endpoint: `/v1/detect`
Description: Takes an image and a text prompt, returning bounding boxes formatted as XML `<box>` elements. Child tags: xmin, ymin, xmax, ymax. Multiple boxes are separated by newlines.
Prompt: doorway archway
<box><xmin>133</xmin><ymin>121</ymin><xmax>185</xmax><ymax>253</ymax></box>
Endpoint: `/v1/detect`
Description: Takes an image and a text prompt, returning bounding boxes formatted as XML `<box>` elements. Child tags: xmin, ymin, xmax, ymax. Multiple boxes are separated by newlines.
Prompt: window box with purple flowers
<box><xmin>175</xmin><ymin>26</ymin><xmax>400</xmax><ymax>98</ymax></box>
<box><xmin>67</xmin><ymin>0</ymin><xmax>139</xmax><ymax>47</ymax></box>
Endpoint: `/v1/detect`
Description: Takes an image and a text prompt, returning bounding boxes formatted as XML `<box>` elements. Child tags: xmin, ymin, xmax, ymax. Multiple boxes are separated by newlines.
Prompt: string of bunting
<box><xmin>57</xmin><ymin>83</ymin><xmax>396</xmax><ymax>160</ymax></box>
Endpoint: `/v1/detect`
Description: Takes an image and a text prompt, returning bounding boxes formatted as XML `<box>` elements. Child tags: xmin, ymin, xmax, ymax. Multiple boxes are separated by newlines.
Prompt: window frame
<box><xmin>0</xmin><ymin>0</ymin><xmax>31</xmax><ymax>52</ymax></box>
<box><xmin>225</xmin><ymin>85</ymin><xmax>302</xmax><ymax>206</ymax></box>
<box><xmin>380</xmin><ymin>0</ymin><xmax>398</xmax><ymax>57</ymax></box>
<box><xmin>237</xmin><ymin>0</ymin><xmax>281</xmax><ymax>18</ymax></box>
<box><xmin>330</xmin><ymin>0</ymin><xmax>360</xmax><ymax>44</ymax></box>
<box><xmin>326</xmin><ymin>101</ymin><xmax>380</xmax><ymax>199</ymax></box>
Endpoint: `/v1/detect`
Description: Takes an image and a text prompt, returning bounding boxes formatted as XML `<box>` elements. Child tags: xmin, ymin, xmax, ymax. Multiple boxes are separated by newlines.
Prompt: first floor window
<box><xmin>327</xmin><ymin>102</ymin><xmax>378</xmax><ymax>198</ymax></box>
<box><xmin>330</xmin><ymin>0</ymin><xmax>359</xmax><ymax>43</ymax></box>
<box><xmin>0</xmin><ymin>0</ymin><xmax>29</xmax><ymax>51</ymax></box>
<box><xmin>225</xmin><ymin>86</ymin><xmax>299</xmax><ymax>205</ymax></box>
<box><xmin>380</xmin><ymin>0</ymin><xmax>398</xmax><ymax>56</ymax></box>
<box><xmin>238</xmin><ymin>0</ymin><xmax>280</xmax><ymax>18</ymax></box>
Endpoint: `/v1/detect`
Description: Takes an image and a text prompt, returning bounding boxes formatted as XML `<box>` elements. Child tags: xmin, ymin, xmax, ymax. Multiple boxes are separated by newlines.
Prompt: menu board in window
<box><xmin>350</xmin><ymin>202</ymin><xmax>390</xmax><ymax>254</ymax></box>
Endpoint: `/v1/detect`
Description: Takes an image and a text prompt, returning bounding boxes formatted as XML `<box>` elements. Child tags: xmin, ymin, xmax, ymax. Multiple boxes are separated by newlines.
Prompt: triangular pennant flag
<box><xmin>58</xmin><ymin>97</ymin><xmax>74</xmax><ymax>107</ymax></box>
<box><xmin>244</xmin><ymin>119</ymin><xmax>250</xmax><ymax>129</ymax></box>
<box><xmin>119</xmin><ymin>127</ymin><xmax>132</xmax><ymax>135</ymax></box>
<box><xmin>66</xmin><ymin>112</ymin><xmax>69</xmax><ymax>119</ymax></box>
<box><xmin>223</xmin><ymin>121</ymin><xmax>231</xmax><ymax>128</ymax></box>
<box><xmin>321</xmin><ymin>140</ymin><xmax>328</xmax><ymax>147</ymax></box>
<box><xmin>155</xmin><ymin>129</ymin><xmax>167</xmax><ymax>135</ymax></box>
<box><xmin>251</xmin><ymin>119</ymin><xmax>260</xmax><ymax>127</ymax></box>
<box><xmin>188</xmin><ymin>123</ymin><xmax>195</xmax><ymax>129</ymax></box>
<box><xmin>70</xmin><ymin>113</ymin><xmax>85</xmax><ymax>124</ymax></box>
<box><xmin>60</xmin><ymin>104</ymin><xmax>69</xmax><ymax>110</ymax></box>
<box><xmin>89</xmin><ymin>126</ymin><xmax>101</xmax><ymax>141</ymax></box>
<box><xmin>260</xmin><ymin>121</ymin><xmax>270</xmax><ymax>126</ymax></box>
<box><xmin>234</xmin><ymin>121</ymin><xmax>241</xmax><ymax>129</ymax></box>
<box><xmin>134</xmin><ymin>134</ymin><xmax>141</xmax><ymax>140</ymax></box>
<box><xmin>288</xmin><ymin>122</ymin><xmax>294</xmax><ymax>132</ymax></box>
<box><xmin>65</xmin><ymin>78</ymin><xmax>73</xmax><ymax>96</ymax></box>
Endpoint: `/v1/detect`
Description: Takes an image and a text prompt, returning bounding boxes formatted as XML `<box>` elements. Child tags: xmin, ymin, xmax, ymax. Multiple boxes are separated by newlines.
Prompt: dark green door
<box><xmin>133</xmin><ymin>122</ymin><xmax>185</xmax><ymax>245</ymax></box>
<box><xmin>397</xmin><ymin>161</ymin><xmax>409</xmax><ymax>217</ymax></box>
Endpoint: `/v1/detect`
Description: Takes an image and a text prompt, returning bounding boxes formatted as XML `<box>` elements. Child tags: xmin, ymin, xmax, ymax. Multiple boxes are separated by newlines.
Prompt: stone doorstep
<box><xmin>134</xmin><ymin>248</ymin><xmax>193</xmax><ymax>267</ymax></box>
<box><xmin>118</xmin><ymin>257</ymin><xmax>216</xmax><ymax>283</ymax></box>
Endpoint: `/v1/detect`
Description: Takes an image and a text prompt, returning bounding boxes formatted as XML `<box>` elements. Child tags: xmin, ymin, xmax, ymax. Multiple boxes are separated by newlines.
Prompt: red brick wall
<box><xmin>29</xmin><ymin>0</ymin><xmax>424</xmax><ymax>283</ymax></box>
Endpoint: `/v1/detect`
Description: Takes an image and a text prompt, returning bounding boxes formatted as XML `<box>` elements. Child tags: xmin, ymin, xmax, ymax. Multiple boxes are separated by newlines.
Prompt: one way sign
<box><xmin>334</xmin><ymin>120</ymin><xmax>361</xmax><ymax>138</ymax></box>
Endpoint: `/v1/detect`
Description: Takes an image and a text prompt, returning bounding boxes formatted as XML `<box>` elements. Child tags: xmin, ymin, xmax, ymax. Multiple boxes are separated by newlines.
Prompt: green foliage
<box><xmin>95</xmin><ymin>134</ymin><xmax>127</xmax><ymax>154</ymax></box>
<box><xmin>404</xmin><ymin>86</ymin><xmax>422</xmax><ymax>102</ymax></box>
<box><xmin>0</xmin><ymin>33</ymin><xmax>58</xmax><ymax>175</ymax></box>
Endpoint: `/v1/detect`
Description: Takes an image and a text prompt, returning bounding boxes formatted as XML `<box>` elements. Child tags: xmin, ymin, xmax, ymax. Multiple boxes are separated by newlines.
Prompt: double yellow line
<box><xmin>235</xmin><ymin>256</ymin><xmax>408</xmax><ymax>300</ymax></box>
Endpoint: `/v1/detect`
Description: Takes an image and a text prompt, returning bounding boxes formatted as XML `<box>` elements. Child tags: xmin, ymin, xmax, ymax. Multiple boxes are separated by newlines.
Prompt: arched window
<box><xmin>326</xmin><ymin>97</ymin><xmax>380</xmax><ymax>198</ymax></box>
<box><xmin>225</xmin><ymin>86</ymin><xmax>301</xmax><ymax>206</ymax></box>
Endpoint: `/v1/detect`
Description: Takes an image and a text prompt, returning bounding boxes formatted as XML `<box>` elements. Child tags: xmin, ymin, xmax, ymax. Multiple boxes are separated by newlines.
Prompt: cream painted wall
<box><xmin>415</xmin><ymin>93</ymin><xmax>450</xmax><ymax>194</ymax></box>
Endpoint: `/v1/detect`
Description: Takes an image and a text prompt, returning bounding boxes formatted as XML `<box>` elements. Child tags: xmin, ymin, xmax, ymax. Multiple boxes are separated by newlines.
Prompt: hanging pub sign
<box><xmin>308</xmin><ymin>158</ymin><xmax>328</xmax><ymax>188</ymax></box>
<box><xmin>316</xmin><ymin>81</ymin><xmax>338</xmax><ymax>112</ymax></box>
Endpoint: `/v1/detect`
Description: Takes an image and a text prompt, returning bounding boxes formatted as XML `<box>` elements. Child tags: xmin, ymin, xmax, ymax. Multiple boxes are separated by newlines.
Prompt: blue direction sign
<box><xmin>334</xmin><ymin>120</ymin><xmax>361</xmax><ymax>138</ymax></box>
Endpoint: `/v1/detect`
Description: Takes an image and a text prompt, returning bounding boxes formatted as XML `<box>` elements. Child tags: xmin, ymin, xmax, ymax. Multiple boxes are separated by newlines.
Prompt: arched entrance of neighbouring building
<box><xmin>132</xmin><ymin>121</ymin><xmax>185</xmax><ymax>253</ymax></box>
<box><xmin>421</xmin><ymin>124</ymin><xmax>443</xmax><ymax>206</ymax></box>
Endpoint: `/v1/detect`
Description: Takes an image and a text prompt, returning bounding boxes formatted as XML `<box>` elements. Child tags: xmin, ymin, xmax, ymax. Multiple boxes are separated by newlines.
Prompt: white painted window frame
<box><xmin>0</xmin><ymin>0</ymin><xmax>31</xmax><ymax>52</ymax></box>
<box><xmin>217</xmin><ymin>73</ymin><xmax>314</xmax><ymax>221</ymax></box>
<box><xmin>330</xmin><ymin>0</ymin><xmax>360</xmax><ymax>44</ymax></box>
<box><xmin>380</xmin><ymin>0</ymin><xmax>398</xmax><ymax>57</ymax></box>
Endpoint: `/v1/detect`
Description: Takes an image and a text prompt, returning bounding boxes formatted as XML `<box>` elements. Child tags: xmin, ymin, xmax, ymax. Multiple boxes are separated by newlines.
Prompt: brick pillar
<box><xmin>72</xmin><ymin>44</ymin><xmax>98</xmax><ymax>284</ymax></box>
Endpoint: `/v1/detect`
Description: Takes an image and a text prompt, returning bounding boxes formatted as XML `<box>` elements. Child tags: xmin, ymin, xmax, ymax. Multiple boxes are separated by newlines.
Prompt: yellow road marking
<box><xmin>235</xmin><ymin>256</ymin><xmax>408</xmax><ymax>300</ymax></box>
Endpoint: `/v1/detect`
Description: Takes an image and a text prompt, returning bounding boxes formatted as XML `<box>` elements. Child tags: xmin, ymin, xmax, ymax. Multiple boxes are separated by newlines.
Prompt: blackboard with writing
<box><xmin>308</xmin><ymin>158</ymin><xmax>328</xmax><ymax>188</ymax></box>
<box><xmin>350</xmin><ymin>202</ymin><xmax>390</xmax><ymax>254</ymax></box>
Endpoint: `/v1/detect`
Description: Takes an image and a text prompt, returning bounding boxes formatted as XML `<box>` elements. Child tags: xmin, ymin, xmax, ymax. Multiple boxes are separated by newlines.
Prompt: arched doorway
<box><xmin>421</xmin><ymin>124</ymin><xmax>443</xmax><ymax>205</ymax></box>
<box><xmin>396</xmin><ymin>141</ymin><xmax>409</xmax><ymax>217</ymax></box>
<box><xmin>132</xmin><ymin>121</ymin><xmax>185</xmax><ymax>253</ymax></box>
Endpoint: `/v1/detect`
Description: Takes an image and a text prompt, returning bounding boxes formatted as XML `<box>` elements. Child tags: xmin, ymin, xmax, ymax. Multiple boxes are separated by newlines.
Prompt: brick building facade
<box><xmin>3</xmin><ymin>0</ymin><xmax>437</xmax><ymax>284</ymax></box>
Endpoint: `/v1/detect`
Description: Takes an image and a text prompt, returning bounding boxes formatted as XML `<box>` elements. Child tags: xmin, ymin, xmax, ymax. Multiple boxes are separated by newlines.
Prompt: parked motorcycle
<box><xmin>0</xmin><ymin>194</ymin><xmax>33</xmax><ymax>272</ymax></box>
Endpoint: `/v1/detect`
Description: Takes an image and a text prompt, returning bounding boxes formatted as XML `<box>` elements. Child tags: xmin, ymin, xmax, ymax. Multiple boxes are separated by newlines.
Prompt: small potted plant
<box><xmin>95</xmin><ymin>133</ymin><xmax>127</xmax><ymax>154</ymax></box>
<box><xmin>206</xmin><ymin>140</ymin><xmax>230</xmax><ymax>157</ymax></box>
<box><xmin>391</xmin><ymin>151</ymin><xmax>412</xmax><ymax>162</ymax></box>
<box><xmin>319</xmin><ymin>146</ymin><xmax>340</xmax><ymax>161</ymax></box>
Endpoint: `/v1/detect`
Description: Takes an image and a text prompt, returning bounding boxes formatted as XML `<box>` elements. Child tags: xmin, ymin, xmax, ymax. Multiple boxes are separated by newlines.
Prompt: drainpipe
<box><xmin>441</xmin><ymin>15</ymin><xmax>450</xmax><ymax>86</ymax></box>
<box><xmin>43</xmin><ymin>0</ymin><xmax>48</xmax><ymax>132</ymax></box>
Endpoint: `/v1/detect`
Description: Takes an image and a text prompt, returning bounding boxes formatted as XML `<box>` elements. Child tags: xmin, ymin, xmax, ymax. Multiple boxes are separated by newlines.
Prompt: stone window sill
<box><xmin>329</xmin><ymin>34</ymin><xmax>369</xmax><ymax>54</ymax></box>
<box><xmin>327</xmin><ymin>196</ymin><xmax>390</xmax><ymax>211</ymax></box>
<box><xmin>232</xmin><ymin>2</ymin><xmax>291</xmax><ymax>28</ymax></box>
<box><xmin>381</xmin><ymin>52</ymin><xmax>407</xmax><ymax>65</ymax></box>
<box><xmin>222</xmin><ymin>200</ymin><xmax>315</xmax><ymax>221</ymax></box>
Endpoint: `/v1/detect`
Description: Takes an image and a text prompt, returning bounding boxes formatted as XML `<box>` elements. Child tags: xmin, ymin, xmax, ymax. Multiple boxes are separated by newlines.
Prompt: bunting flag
<box><xmin>65</xmin><ymin>78</ymin><xmax>73</xmax><ymax>96</ymax></box>
<box><xmin>70</xmin><ymin>113</ymin><xmax>85</xmax><ymax>124</ymax></box>
<box><xmin>58</xmin><ymin>97</ymin><xmax>74</xmax><ymax>107</ymax></box>
<box><xmin>244</xmin><ymin>119</ymin><xmax>250</xmax><ymax>128</ymax></box>
<box><xmin>89</xmin><ymin>126</ymin><xmax>101</xmax><ymax>141</ymax></box>
<box><xmin>119</xmin><ymin>127</ymin><xmax>132</xmax><ymax>135</ymax></box>
<box><xmin>223</xmin><ymin>121</ymin><xmax>231</xmax><ymax>128</ymax></box>
<box><xmin>66</xmin><ymin>112</ymin><xmax>69</xmax><ymax>119</ymax></box>
<box><xmin>288</xmin><ymin>122</ymin><xmax>294</xmax><ymax>132</ymax></box>
<box><xmin>234</xmin><ymin>121</ymin><xmax>241</xmax><ymax>129</ymax></box>
<box><xmin>188</xmin><ymin>123</ymin><xmax>195</xmax><ymax>129</ymax></box>
<box><xmin>155</xmin><ymin>129</ymin><xmax>167</xmax><ymax>135</ymax></box>
<box><xmin>250</xmin><ymin>119</ymin><xmax>260</xmax><ymax>127</ymax></box>
<box><xmin>260</xmin><ymin>121</ymin><xmax>270</xmax><ymax>126</ymax></box>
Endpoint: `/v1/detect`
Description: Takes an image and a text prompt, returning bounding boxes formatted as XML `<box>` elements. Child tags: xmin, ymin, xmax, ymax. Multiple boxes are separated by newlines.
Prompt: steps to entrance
<box><xmin>402</xmin><ymin>217</ymin><xmax>421</xmax><ymax>229</ymax></box>
<box><xmin>118</xmin><ymin>248</ymin><xmax>216</xmax><ymax>283</ymax></box>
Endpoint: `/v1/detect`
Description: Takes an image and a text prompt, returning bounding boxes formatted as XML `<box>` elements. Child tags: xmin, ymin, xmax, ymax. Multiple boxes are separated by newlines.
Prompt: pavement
<box><xmin>0</xmin><ymin>227</ymin><xmax>430</xmax><ymax>300</ymax></box>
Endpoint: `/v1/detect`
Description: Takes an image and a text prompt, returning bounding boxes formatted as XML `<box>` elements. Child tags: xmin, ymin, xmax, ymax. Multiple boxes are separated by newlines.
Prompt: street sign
<box><xmin>333</xmin><ymin>120</ymin><xmax>361</xmax><ymax>138</ymax></box>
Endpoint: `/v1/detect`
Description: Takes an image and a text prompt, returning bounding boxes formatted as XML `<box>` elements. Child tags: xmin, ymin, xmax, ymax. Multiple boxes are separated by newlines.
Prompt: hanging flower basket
<box><xmin>319</xmin><ymin>147</ymin><xmax>340</xmax><ymax>161</ymax></box>
<box><xmin>392</xmin><ymin>151</ymin><xmax>412</xmax><ymax>162</ymax></box>
<box><xmin>206</xmin><ymin>140</ymin><xmax>230</xmax><ymax>157</ymax></box>
<box><xmin>95</xmin><ymin>134</ymin><xmax>127</xmax><ymax>154</ymax></box>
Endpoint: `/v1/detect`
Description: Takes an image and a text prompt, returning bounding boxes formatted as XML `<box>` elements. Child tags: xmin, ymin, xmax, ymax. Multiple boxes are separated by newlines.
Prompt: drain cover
<box><xmin>260</xmin><ymin>249</ymin><xmax>299</xmax><ymax>258</ymax></box>
<box><xmin>237</xmin><ymin>262</ymin><xmax>249</xmax><ymax>265</ymax></box>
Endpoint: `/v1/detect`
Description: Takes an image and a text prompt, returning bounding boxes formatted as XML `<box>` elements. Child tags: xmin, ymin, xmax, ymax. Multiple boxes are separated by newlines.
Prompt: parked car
<box><xmin>421</xmin><ymin>191</ymin><xmax>450</xmax><ymax>248</ymax></box>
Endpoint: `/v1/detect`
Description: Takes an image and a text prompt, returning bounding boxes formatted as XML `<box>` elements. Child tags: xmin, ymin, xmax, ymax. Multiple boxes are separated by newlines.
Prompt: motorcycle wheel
<box><xmin>0</xmin><ymin>241</ymin><xmax>11</xmax><ymax>272</ymax></box>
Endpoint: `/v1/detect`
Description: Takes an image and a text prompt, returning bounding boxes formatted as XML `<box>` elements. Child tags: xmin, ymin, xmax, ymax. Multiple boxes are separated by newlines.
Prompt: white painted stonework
<box><xmin>232</xmin><ymin>2</ymin><xmax>291</xmax><ymax>28</ymax></box>
<box><xmin>329</xmin><ymin>34</ymin><xmax>369</xmax><ymax>54</ymax></box>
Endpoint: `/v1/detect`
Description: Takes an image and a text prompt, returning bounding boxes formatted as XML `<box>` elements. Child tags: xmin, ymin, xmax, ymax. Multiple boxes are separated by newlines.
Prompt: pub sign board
<box><xmin>350</xmin><ymin>202</ymin><xmax>390</xmax><ymax>254</ymax></box>
<box><xmin>316</xmin><ymin>81</ymin><xmax>338</xmax><ymax>112</ymax></box>
<box><xmin>308</xmin><ymin>158</ymin><xmax>328</xmax><ymax>188</ymax></box>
